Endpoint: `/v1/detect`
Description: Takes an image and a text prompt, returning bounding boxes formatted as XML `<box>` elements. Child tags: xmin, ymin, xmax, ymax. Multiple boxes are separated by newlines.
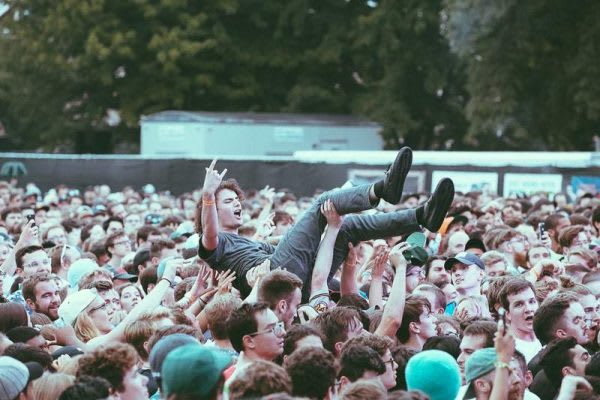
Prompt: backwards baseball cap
<box><xmin>58</xmin><ymin>289</ymin><xmax>98</xmax><ymax>326</ymax></box>
<box><xmin>0</xmin><ymin>357</ymin><xmax>42</xmax><ymax>400</ymax></box>
<box><xmin>149</xmin><ymin>334</ymin><xmax>201</xmax><ymax>375</ymax></box>
<box><xmin>444</xmin><ymin>251</ymin><xmax>484</xmax><ymax>270</ymax></box>
<box><xmin>405</xmin><ymin>350</ymin><xmax>461</xmax><ymax>400</ymax></box>
<box><xmin>463</xmin><ymin>348</ymin><xmax>497</xmax><ymax>399</ymax></box>
<box><xmin>161</xmin><ymin>344</ymin><xmax>232</xmax><ymax>397</ymax></box>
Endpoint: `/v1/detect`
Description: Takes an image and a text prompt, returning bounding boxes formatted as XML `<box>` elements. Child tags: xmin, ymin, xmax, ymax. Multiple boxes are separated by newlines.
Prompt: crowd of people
<box><xmin>0</xmin><ymin>148</ymin><xmax>600</xmax><ymax>400</ymax></box>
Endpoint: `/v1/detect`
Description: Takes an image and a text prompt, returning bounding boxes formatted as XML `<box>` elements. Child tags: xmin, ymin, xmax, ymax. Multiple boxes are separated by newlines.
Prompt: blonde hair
<box><xmin>74</xmin><ymin>309</ymin><xmax>102</xmax><ymax>343</ymax></box>
<box><xmin>32</xmin><ymin>373</ymin><xmax>75</xmax><ymax>400</ymax></box>
<box><xmin>480</xmin><ymin>250</ymin><xmax>509</xmax><ymax>268</ymax></box>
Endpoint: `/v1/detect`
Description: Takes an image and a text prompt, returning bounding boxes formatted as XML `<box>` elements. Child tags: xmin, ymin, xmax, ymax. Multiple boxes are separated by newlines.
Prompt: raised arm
<box><xmin>375</xmin><ymin>242</ymin><xmax>409</xmax><ymax>339</ymax></box>
<box><xmin>201</xmin><ymin>159</ymin><xmax>227</xmax><ymax>251</ymax></box>
<box><xmin>86</xmin><ymin>258</ymin><xmax>180</xmax><ymax>349</ymax></box>
<box><xmin>340</xmin><ymin>243</ymin><xmax>359</xmax><ymax>296</ymax></box>
<box><xmin>310</xmin><ymin>200</ymin><xmax>343</xmax><ymax>297</ymax></box>
<box><xmin>1</xmin><ymin>220</ymin><xmax>39</xmax><ymax>275</ymax></box>
<box><xmin>368</xmin><ymin>248</ymin><xmax>390</xmax><ymax>308</ymax></box>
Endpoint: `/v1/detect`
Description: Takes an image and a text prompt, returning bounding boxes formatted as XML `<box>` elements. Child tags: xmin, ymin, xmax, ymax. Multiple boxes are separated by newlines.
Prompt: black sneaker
<box><xmin>382</xmin><ymin>147</ymin><xmax>413</xmax><ymax>204</ymax></box>
<box><xmin>422</xmin><ymin>178</ymin><xmax>454</xmax><ymax>232</ymax></box>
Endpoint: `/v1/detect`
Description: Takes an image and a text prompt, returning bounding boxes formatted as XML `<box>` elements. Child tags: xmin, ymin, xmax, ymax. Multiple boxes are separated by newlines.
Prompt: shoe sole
<box><xmin>424</xmin><ymin>178</ymin><xmax>455</xmax><ymax>232</ymax></box>
<box><xmin>383</xmin><ymin>147</ymin><xmax>413</xmax><ymax>204</ymax></box>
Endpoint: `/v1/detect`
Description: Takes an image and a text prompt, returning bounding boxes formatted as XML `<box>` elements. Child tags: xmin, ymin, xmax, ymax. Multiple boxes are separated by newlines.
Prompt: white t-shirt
<box><xmin>514</xmin><ymin>336</ymin><xmax>542</xmax><ymax>364</ymax></box>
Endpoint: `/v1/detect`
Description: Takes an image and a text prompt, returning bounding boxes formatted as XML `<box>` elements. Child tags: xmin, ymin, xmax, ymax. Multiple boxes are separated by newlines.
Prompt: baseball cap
<box><xmin>444</xmin><ymin>251</ymin><xmax>484</xmax><ymax>270</ymax></box>
<box><xmin>405</xmin><ymin>349</ymin><xmax>461</xmax><ymax>400</ymax></box>
<box><xmin>463</xmin><ymin>348</ymin><xmax>497</xmax><ymax>399</ymax></box>
<box><xmin>67</xmin><ymin>258</ymin><xmax>99</xmax><ymax>290</ymax></box>
<box><xmin>93</xmin><ymin>205</ymin><xmax>107</xmax><ymax>216</ymax></box>
<box><xmin>112</xmin><ymin>271</ymin><xmax>138</xmax><ymax>282</ymax></box>
<box><xmin>149</xmin><ymin>334</ymin><xmax>201</xmax><ymax>375</ymax></box>
<box><xmin>0</xmin><ymin>356</ymin><xmax>29</xmax><ymax>400</ymax></box>
<box><xmin>58</xmin><ymin>289</ymin><xmax>98</xmax><ymax>326</ymax></box>
<box><xmin>162</xmin><ymin>344</ymin><xmax>232</xmax><ymax>397</ymax></box>
<box><xmin>76</xmin><ymin>206</ymin><xmax>93</xmax><ymax>219</ymax></box>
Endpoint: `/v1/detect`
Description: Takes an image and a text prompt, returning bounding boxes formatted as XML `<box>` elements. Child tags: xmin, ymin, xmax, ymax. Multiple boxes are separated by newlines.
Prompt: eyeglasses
<box><xmin>383</xmin><ymin>358</ymin><xmax>396</xmax><ymax>369</ymax></box>
<box><xmin>24</xmin><ymin>258</ymin><xmax>50</xmax><ymax>270</ymax></box>
<box><xmin>89</xmin><ymin>302</ymin><xmax>107</xmax><ymax>313</ymax></box>
<box><xmin>248</xmin><ymin>321</ymin><xmax>285</xmax><ymax>337</ymax></box>
<box><xmin>113</xmin><ymin>240</ymin><xmax>132</xmax><ymax>246</ymax></box>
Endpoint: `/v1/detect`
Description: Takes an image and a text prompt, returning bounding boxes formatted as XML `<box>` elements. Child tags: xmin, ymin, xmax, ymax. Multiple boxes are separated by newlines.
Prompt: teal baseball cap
<box><xmin>161</xmin><ymin>344</ymin><xmax>233</xmax><ymax>397</ymax></box>
<box><xmin>463</xmin><ymin>348</ymin><xmax>497</xmax><ymax>399</ymax></box>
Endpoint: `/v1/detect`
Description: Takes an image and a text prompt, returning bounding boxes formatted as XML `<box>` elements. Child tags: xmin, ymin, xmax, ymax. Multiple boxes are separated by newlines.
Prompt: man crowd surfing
<box><xmin>0</xmin><ymin>147</ymin><xmax>599</xmax><ymax>400</ymax></box>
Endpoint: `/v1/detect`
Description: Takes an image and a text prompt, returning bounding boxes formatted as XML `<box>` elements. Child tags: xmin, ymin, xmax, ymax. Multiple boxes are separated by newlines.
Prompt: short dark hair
<box><xmin>15</xmin><ymin>245</ymin><xmax>45</xmax><ymax>271</ymax></box>
<box><xmin>539</xmin><ymin>337</ymin><xmax>578</xmax><ymax>386</ymax></box>
<box><xmin>463</xmin><ymin>321</ymin><xmax>497</xmax><ymax>347</ymax></box>
<box><xmin>1</xmin><ymin>206</ymin><xmax>21</xmax><ymax>221</ymax></box>
<box><xmin>3</xmin><ymin>343</ymin><xmax>53</xmax><ymax>370</ymax></box>
<box><xmin>104</xmin><ymin>230</ymin><xmax>128</xmax><ymax>256</ymax></box>
<box><xmin>102</xmin><ymin>217</ymin><xmax>124</xmax><ymax>233</ymax></box>
<box><xmin>284</xmin><ymin>346</ymin><xmax>336</xmax><ymax>399</ymax></box>
<box><xmin>227</xmin><ymin>302</ymin><xmax>270</xmax><ymax>353</ymax></box>
<box><xmin>397</xmin><ymin>295</ymin><xmax>431</xmax><ymax>343</ymax></box>
<box><xmin>283</xmin><ymin>325</ymin><xmax>324</xmax><ymax>357</ymax></box>
<box><xmin>339</xmin><ymin>344</ymin><xmax>385</xmax><ymax>382</ymax></box>
<box><xmin>257</xmin><ymin>270</ymin><xmax>303</xmax><ymax>310</ymax></box>
<box><xmin>139</xmin><ymin>266</ymin><xmax>158</xmax><ymax>294</ymax></box>
<box><xmin>499</xmin><ymin>278</ymin><xmax>535</xmax><ymax>311</ymax></box>
<box><xmin>58</xmin><ymin>375</ymin><xmax>112</xmax><ymax>400</ymax></box>
<box><xmin>22</xmin><ymin>273</ymin><xmax>53</xmax><ymax>303</ymax></box>
<box><xmin>136</xmin><ymin>225</ymin><xmax>161</xmax><ymax>244</ymax></box>
<box><xmin>196</xmin><ymin>179</ymin><xmax>245</xmax><ymax>233</ymax></box>
<box><xmin>311</xmin><ymin>307</ymin><xmax>361</xmax><ymax>354</ymax></box>
<box><xmin>422</xmin><ymin>335</ymin><xmax>461</xmax><ymax>359</ymax></box>
<box><xmin>533</xmin><ymin>293</ymin><xmax>579</xmax><ymax>345</ymax></box>
<box><xmin>586</xmin><ymin>352</ymin><xmax>600</xmax><ymax>377</ymax></box>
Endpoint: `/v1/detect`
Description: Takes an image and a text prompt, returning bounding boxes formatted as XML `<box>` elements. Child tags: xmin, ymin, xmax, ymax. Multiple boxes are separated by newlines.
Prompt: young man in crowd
<box><xmin>538</xmin><ymin>337</ymin><xmax>590</xmax><ymax>398</ymax></box>
<box><xmin>457</xmin><ymin>320</ymin><xmax>497</xmax><ymax>384</ymax></box>
<box><xmin>225</xmin><ymin>302</ymin><xmax>286</xmax><ymax>382</ymax></box>
<box><xmin>78</xmin><ymin>343</ymin><xmax>149</xmax><ymax>400</ymax></box>
<box><xmin>257</xmin><ymin>269</ymin><xmax>303</xmax><ymax>329</ymax></box>
<box><xmin>22</xmin><ymin>273</ymin><xmax>62</xmax><ymax>321</ymax></box>
<box><xmin>104</xmin><ymin>230</ymin><xmax>133</xmax><ymax>274</ymax></box>
<box><xmin>198</xmin><ymin>150</ymin><xmax>455</xmax><ymax>298</ymax></box>
<box><xmin>396</xmin><ymin>295</ymin><xmax>437</xmax><ymax>351</ymax></box>
<box><xmin>499</xmin><ymin>278</ymin><xmax>541</xmax><ymax>363</ymax></box>
<box><xmin>311</xmin><ymin>306</ymin><xmax>364</xmax><ymax>358</ymax></box>
<box><xmin>444</xmin><ymin>252</ymin><xmax>485</xmax><ymax>298</ymax></box>
<box><xmin>533</xmin><ymin>292</ymin><xmax>589</xmax><ymax>347</ymax></box>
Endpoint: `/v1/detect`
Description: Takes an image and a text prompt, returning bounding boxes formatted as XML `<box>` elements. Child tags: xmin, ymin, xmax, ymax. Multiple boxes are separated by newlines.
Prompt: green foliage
<box><xmin>0</xmin><ymin>0</ymin><xmax>599</xmax><ymax>152</ymax></box>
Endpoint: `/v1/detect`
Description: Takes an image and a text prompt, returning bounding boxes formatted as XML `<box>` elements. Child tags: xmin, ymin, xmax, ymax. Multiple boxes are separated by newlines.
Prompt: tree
<box><xmin>445</xmin><ymin>0</ymin><xmax>600</xmax><ymax>150</ymax></box>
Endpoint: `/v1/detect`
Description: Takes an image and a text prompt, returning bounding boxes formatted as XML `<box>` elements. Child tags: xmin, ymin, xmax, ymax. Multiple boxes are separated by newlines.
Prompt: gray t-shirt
<box><xmin>198</xmin><ymin>232</ymin><xmax>276</xmax><ymax>296</ymax></box>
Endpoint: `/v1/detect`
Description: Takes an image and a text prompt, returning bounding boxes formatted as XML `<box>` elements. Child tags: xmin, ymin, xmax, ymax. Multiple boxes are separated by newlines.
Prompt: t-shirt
<box><xmin>514</xmin><ymin>336</ymin><xmax>542</xmax><ymax>364</ymax></box>
<box><xmin>198</xmin><ymin>232</ymin><xmax>276</xmax><ymax>296</ymax></box>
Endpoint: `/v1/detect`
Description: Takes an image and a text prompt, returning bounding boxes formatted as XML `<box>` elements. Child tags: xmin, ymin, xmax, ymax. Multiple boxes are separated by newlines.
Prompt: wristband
<box><xmin>203</xmin><ymin>199</ymin><xmax>215</xmax><ymax>206</ymax></box>
<box><xmin>494</xmin><ymin>361</ymin><xmax>511</xmax><ymax>370</ymax></box>
<box><xmin>198</xmin><ymin>297</ymin><xmax>207</xmax><ymax>306</ymax></box>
